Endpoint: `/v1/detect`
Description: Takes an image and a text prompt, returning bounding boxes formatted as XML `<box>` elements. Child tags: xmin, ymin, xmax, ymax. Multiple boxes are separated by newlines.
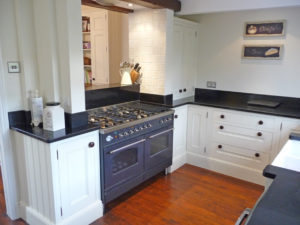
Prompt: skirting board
<box><xmin>170</xmin><ymin>154</ymin><xmax>186</xmax><ymax>173</ymax></box>
<box><xmin>19</xmin><ymin>201</ymin><xmax>103</xmax><ymax>225</ymax></box>
<box><xmin>186</xmin><ymin>152</ymin><xmax>266</xmax><ymax>185</ymax></box>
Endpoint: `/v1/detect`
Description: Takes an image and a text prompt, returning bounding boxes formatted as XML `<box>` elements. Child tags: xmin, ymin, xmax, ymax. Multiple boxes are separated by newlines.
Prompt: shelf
<box><xmin>84</xmin><ymin>65</ymin><xmax>92</xmax><ymax>68</ymax></box>
<box><xmin>83</xmin><ymin>49</ymin><xmax>91</xmax><ymax>51</ymax></box>
<box><xmin>82</xmin><ymin>32</ymin><xmax>90</xmax><ymax>34</ymax></box>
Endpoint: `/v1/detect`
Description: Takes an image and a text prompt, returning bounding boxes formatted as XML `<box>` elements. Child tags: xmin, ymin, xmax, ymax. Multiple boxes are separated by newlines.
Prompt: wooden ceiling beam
<box><xmin>120</xmin><ymin>0</ymin><xmax>181</xmax><ymax>12</ymax></box>
<box><xmin>81</xmin><ymin>0</ymin><xmax>134</xmax><ymax>14</ymax></box>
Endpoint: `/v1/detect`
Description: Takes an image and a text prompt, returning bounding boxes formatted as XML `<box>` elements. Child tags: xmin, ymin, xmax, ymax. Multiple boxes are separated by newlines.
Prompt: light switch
<box><xmin>7</xmin><ymin>62</ymin><xmax>20</xmax><ymax>73</ymax></box>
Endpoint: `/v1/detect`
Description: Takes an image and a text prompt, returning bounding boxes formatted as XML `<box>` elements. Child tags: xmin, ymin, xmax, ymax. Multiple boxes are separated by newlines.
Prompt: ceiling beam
<box><xmin>81</xmin><ymin>0</ymin><xmax>134</xmax><ymax>14</ymax></box>
<box><xmin>120</xmin><ymin>0</ymin><xmax>181</xmax><ymax>12</ymax></box>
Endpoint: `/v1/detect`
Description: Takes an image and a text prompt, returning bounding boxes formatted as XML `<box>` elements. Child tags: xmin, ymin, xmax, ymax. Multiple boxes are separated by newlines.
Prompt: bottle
<box><xmin>30</xmin><ymin>90</ymin><xmax>43</xmax><ymax>127</ymax></box>
<box><xmin>43</xmin><ymin>102</ymin><xmax>65</xmax><ymax>131</ymax></box>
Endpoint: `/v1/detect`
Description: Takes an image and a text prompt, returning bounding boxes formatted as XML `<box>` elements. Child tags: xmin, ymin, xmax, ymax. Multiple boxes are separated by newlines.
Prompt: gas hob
<box><xmin>88</xmin><ymin>101</ymin><xmax>174</xmax><ymax>134</ymax></box>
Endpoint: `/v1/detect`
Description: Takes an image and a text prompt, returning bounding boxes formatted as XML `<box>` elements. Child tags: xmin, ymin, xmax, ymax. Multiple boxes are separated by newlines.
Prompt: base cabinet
<box><xmin>185</xmin><ymin>105</ymin><xmax>298</xmax><ymax>185</ymax></box>
<box><xmin>14</xmin><ymin>131</ymin><xmax>103</xmax><ymax>225</ymax></box>
<box><xmin>170</xmin><ymin>105</ymin><xmax>187</xmax><ymax>172</ymax></box>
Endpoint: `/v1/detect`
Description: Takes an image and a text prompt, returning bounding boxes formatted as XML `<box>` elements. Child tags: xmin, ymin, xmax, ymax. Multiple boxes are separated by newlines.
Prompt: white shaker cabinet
<box><xmin>186</xmin><ymin>105</ymin><xmax>208</xmax><ymax>155</ymax></box>
<box><xmin>170</xmin><ymin>18</ymin><xmax>200</xmax><ymax>100</ymax></box>
<box><xmin>278</xmin><ymin>118</ymin><xmax>300</xmax><ymax>153</ymax></box>
<box><xmin>170</xmin><ymin>105</ymin><xmax>188</xmax><ymax>172</ymax></box>
<box><xmin>14</xmin><ymin>131</ymin><xmax>103</xmax><ymax>225</ymax></box>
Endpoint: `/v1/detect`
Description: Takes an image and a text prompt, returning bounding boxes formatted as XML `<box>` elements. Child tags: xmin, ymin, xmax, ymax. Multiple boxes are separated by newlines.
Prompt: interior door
<box><xmin>90</xmin><ymin>11</ymin><xmax>109</xmax><ymax>84</ymax></box>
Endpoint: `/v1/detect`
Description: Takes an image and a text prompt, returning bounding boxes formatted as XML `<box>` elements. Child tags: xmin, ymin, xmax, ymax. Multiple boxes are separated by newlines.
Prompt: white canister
<box><xmin>43</xmin><ymin>102</ymin><xmax>65</xmax><ymax>131</ymax></box>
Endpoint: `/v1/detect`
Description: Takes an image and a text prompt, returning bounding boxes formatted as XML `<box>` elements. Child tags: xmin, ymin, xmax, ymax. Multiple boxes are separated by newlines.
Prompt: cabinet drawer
<box><xmin>210</xmin><ymin>142</ymin><xmax>269</xmax><ymax>170</ymax></box>
<box><xmin>212</xmin><ymin>122</ymin><xmax>273</xmax><ymax>152</ymax></box>
<box><xmin>213</xmin><ymin>110</ymin><xmax>276</xmax><ymax>131</ymax></box>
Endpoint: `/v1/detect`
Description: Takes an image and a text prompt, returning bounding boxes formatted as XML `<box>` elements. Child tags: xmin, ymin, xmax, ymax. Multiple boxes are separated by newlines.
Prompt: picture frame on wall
<box><xmin>244</xmin><ymin>20</ymin><xmax>286</xmax><ymax>37</ymax></box>
<box><xmin>242</xmin><ymin>45</ymin><xmax>283</xmax><ymax>59</ymax></box>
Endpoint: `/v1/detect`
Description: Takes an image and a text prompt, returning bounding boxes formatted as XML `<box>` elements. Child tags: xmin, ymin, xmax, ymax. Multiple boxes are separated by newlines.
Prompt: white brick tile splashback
<box><xmin>129</xmin><ymin>9</ymin><xmax>172</xmax><ymax>95</ymax></box>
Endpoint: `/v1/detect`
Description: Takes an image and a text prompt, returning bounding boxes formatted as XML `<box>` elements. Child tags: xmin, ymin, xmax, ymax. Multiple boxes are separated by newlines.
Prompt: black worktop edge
<box><xmin>10</xmin><ymin>125</ymin><xmax>100</xmax><ymax>143</ymax></box>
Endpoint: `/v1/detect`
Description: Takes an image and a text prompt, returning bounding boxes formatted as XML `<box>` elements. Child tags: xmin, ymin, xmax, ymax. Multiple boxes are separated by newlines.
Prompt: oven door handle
<box><xmin>108</xmin><ymin>139</ymin><xmax>146</xmax><ymax>154</ymax></box>
<box><xmin>235</xmin><ymin>208</ymin><xmax>251</xmax><ymax>225</ymax></box>
<box><xmin>149</xmin><ymin>128</ymin><xmax>174</xmax><ymax>139</ymax></box>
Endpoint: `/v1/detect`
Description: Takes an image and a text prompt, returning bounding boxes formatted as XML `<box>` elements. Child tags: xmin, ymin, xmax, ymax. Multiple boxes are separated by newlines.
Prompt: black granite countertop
<box><xmin>11</xmin><ymin>124</ymin><xmax>100</xmax><ymax>143</ymax></box>
<box><xmin>169</xmin><ymin>89</ymin><xmax>300</xmax><ymax>119</ymax></box>
<box><xmin>247</xmin><ymin>165</ymin><xmax>300</xmax><ymax>225</ymax></box>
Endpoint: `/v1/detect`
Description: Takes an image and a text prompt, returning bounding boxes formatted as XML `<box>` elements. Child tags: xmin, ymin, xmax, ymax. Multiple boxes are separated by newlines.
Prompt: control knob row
<box><xmin>160</xmin><ymin>117</ymin><xmax>172</xmax><ymax>124</ymax></box>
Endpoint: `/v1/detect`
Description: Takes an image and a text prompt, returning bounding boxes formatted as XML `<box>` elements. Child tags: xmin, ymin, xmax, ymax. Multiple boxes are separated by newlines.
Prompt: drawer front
<box><xmin>212</xmin><ymin>122</ymin><xmax>273</xmax><ymax>152</ymax></box>
<box><xmin>213</xmin><ymin>110</ymin><xmax>276</xmax><ymax>131</ymax></box>
<box><xmin>210</xmin><ymin>142</ymin><xmax>269</xmax><ymax>170</ymax></box>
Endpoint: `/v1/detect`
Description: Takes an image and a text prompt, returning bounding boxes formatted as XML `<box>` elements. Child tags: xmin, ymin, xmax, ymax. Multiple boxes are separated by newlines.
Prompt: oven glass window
<box><xmin>112</xmin><ymin>148</ymin><xmax>138</xmax><ymax>174</ymax></box>
<box><xmin>150</xmin><ymin>135</ymin><xmax>168</xmax><ymax>156</ymax></box>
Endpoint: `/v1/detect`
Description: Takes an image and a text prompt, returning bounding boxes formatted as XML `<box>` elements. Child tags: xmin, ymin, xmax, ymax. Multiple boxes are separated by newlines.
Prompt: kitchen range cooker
<box><xmin>88</xmin><ymin>101</ymin><xmax>174</xmax><ymax>205</ymax></box>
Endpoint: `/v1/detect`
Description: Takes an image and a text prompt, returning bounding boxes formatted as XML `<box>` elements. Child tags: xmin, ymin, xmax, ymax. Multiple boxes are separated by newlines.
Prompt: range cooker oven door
<box><xmin>104</xmin><ymin>137</ymin><xmax>145</xmax><ymax>189</ymax></box>
<box><xmin>145</xmin><ymin>126</ymin><xmax>173</xmax><ymax>170</ymax></box>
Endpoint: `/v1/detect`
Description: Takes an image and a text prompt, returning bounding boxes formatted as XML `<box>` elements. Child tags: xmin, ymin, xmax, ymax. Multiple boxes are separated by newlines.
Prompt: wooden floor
<box><xmin>0</xmin><ymin>164</ymin><xmax>264</xmax><ymax>225</ymax></box>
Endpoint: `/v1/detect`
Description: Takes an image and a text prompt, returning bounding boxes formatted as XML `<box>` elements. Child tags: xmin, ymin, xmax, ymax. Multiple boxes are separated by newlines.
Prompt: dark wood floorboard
<box><xmin>0</xmin><ymin>164</ymin><xmax>264</xmax><ymax>225</ymax></box>
<box><xmin>92</xmin><ymin>164</ymin><xmax>264</xmax><ymax>225</ymax></box>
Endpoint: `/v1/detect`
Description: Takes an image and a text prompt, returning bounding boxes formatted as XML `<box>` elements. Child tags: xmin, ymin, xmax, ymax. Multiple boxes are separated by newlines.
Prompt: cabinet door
<box><xmin>187</xmin><ymin>106</ymin><xmax>207</xmax><ymax>154</ymax></box>
<box><xmin>279</xmin><ymin>118</ymin><xmax>300</xmax><ymax>150</ymax></box>
<box><xmin>173</xmin><ymin>106</ymin><xmax>187</xmax><ymax>160</ymax></box>
<box><xmin>90</xmin><ymin>11</ymin><xmax>109</xmax><ymax>84</ymax></box>
<box><xmin>171</xmin><ymin>19</ymin><xmax>199</xmax><ymax>100</ymax></box>
<box><xmin>57</xmin><ymin>132</ymin><xmax>99</xmax><ymax>218</ymax></box>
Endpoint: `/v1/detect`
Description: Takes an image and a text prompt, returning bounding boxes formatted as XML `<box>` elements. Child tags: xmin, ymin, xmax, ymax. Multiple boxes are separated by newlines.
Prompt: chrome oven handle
<box><xmin>108</xmin><ymin>139</ymin><xmax>146</xmax><ymax>154</ymax></box>
<box><xmin>235</xmin><ymin>208</ymin><xmax>251</xmax><ymax>225</ymax></box>
<box><xmin>149</xmin><ymin>128</ymin><xmax>174</xmax><ymax>139</ymax></box>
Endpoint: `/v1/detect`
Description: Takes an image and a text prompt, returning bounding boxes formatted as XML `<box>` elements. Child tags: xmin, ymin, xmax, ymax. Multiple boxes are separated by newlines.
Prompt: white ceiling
<box><xmin>178</xmin><ymin>0</ymin><xmax>300</xmax><ymax>15</ymax></box>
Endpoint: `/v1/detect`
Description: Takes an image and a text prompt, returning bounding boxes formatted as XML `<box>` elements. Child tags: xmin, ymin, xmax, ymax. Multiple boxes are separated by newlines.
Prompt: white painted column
<box><xmin>32</xmin><ymin>0</ymin><xmax>61</xmax><ymax>104</ymax></box>
<box><xmin>55</xmin><ymin>0</ymin><xmax>86</xmax><ymax>113</ymax></box>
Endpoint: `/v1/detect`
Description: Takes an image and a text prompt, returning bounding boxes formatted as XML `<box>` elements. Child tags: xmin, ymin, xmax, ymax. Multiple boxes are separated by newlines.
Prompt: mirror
<box><xmin>81</xmin><ymin>5</ymin><xmax>129</xmax><ymax>90</ymax></box>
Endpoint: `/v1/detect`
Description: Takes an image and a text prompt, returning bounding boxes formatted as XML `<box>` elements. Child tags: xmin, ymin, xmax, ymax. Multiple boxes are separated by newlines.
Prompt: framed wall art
<box><xmin>242</xmin><ymin>45</ymin><xmax>282</xmax><ymax>59</ymax></box>
<box><xmin>244</xmin><ymin>20</ymin><xmax>286</xmax><ymax>37</ymax></box>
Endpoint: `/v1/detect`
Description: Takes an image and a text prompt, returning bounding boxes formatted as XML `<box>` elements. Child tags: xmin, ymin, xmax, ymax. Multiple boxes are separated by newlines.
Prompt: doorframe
<box><xmin>0</xmin><ymin>43</ymin><xmax>19</xmax><ymax>219</ymax></box>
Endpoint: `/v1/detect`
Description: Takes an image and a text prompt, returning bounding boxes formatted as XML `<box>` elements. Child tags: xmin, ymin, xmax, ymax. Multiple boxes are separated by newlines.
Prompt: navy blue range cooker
<box><xmin>88</xmin><ymin>101</ymin><xmax>174</xmax><ymax>206</ymax></box>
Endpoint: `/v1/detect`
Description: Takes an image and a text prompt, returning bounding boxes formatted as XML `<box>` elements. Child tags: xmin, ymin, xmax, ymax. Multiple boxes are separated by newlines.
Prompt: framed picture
<box><xmin>242</xmin><ymin>45</ymin><xmax>282</xmax><ymax>59</ymax></box>
<box><xmin>244</xmin><ymin>20</ymin><xmax>286</xmax><ymax>37</ymax></box>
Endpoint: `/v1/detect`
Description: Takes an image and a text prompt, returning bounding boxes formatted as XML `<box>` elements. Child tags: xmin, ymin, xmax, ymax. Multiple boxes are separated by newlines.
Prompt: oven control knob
<box><xmin>139</xmin><ymin>127</ymin><xmax>144</xmax><ymax>131</ymax></box>
<box><xmin>124</xmin><ymin>132</ymin><xmax>129</xmax><ymax>136</ymax></box>
<box><xmin>119</xmin><ymin>133</ymin><xmax>124</xmax><ymax>138</ymax></box>
<box><xmin>106</xmin><ymin>135</ymin><xmax>114</xmax><ymax>142</ymax></box>
<box><xmin>144</xmin><ymin>124</ymin><xmax>148</xmax><ymax>129</ymax></box>
<box><xmin>168</xmin><ymin>117</ymin><xmax>172</xmax><ymax>121</ymax></box>
<box><xmin>135</xmin><ymin>128</ymin><xmax>139</xmax><ymax>132</ymax></box>
<box><xmin>147</xmin><ymin>123</ymin><xmax>152</xmax><ymax>128</ymax></box>
<box><xmin>164</xmin><ymin>118</ymin><xmax>168</xmax><ymax>122</ymax></box>
<box><xmin>129</xmin><ymin>129</ymin><xmax>134</xmax><ymax>134</ymax></box>
<box><xmin>160</xmin><ymin>120</ymin><xmax>164</xmax><ymax>124</ymax></box>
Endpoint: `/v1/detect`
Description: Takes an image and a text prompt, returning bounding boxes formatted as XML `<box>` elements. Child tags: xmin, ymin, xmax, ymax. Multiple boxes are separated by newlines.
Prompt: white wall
<box><xmin>179</xmin><ymin>0</ymin><xmax>300</xmax><ymax>15</ymax></box>
<box><xmin>129</xmin><ymin>9</ymin><xmax>174</xmax><ymax>95</ymax></box>
<box><xmin>0</xmin><ymin>0</ymin><xmax>24</xmax><ymax>111</ymax></box>
<box><xmin>184</xmin><ymin>7</ymin><xmax>300</xmax><ymax>98</ymax></box>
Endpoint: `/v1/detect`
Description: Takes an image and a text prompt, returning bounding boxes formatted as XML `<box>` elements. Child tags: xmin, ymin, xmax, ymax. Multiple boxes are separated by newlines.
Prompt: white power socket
<box><xmin>7</xmin><ymin>62</ymin><xmax>20</xmax><ymax>73</ymax></box>
<box><xmin>207</xmin><ymin>81</ymin><xmax>216</xmax><ymax>88</ymax></box>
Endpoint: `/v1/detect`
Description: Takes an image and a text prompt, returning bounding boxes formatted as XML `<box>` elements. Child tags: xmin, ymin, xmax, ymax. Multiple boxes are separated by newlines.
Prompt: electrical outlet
<box><xmin>207</xmin><ymin>81</ymin><xmax>216</xmax><ymax>88</ymax></box>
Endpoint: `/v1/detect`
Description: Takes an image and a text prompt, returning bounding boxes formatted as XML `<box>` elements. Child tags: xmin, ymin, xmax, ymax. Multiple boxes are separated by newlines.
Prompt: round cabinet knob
<box><xmin>258</xmin><ymin>120</ymin><xmax>264</xmax><ymax>125</ymax></box>
<box><xmin>174</xmin><ymin>115</ymin><xmax>178</xmax><ymax>119</ymax></box>
<box><xmin>219</xmin><ymin>125</ymin><xmax>224</xmax><ymax>130</ymax></box>
<box><xmin>88</xmin><ymin>142</ymin><xmax>95</xmax><ymax>148</ymax></box>
<box><xmin>255</xmin><ymin>153</ymin><xmax>260</xmax><ymax>158</ymax></box>
<box><xmin>257</xmin><ymin>132</ymin><xmax>262</xmax><ymax>137</ymax></box>
<box><xmin>218</xmin><ymin>145</ymin><xmax>222</xmax><ymax>149</ymax></box>
<box><xmin>220</xmin><ymin>115</ymin><xmax>225</xmax><ymax>119</ymax></box>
